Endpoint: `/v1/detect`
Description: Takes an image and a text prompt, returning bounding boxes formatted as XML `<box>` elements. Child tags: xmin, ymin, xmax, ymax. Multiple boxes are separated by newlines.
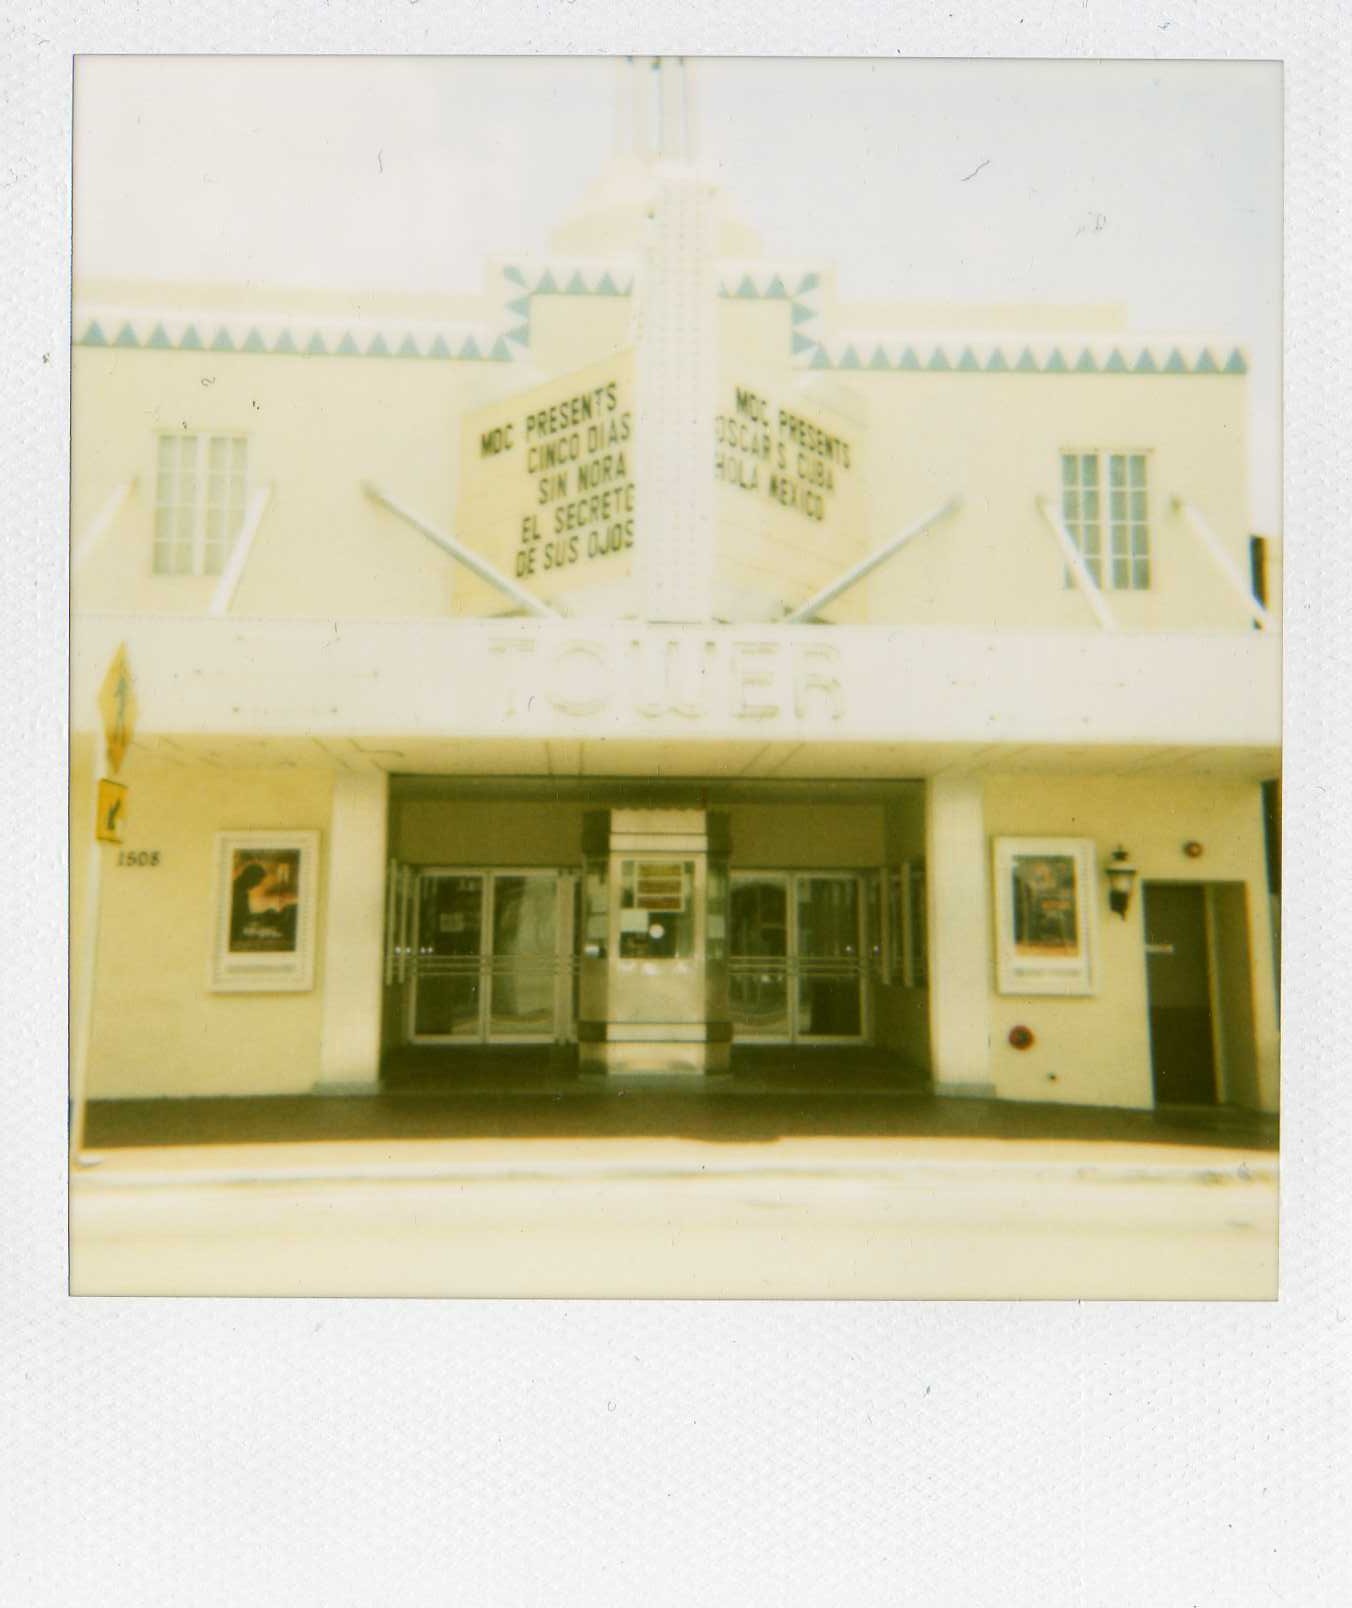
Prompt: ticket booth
<box><xmin>578</xmin><ymin>809</ymin><xmax>731</xmax><ymax>1074</ymax></box>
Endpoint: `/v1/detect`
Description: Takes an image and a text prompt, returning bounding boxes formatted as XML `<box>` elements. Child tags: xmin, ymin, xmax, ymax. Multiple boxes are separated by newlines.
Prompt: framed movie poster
<box><xmin>993</xmin><ymin>837</ymin><xmax>1096</xmax><ymax>996</ymax></box>
<box><xmin>210</xmin><ymin>830</ymin><xmax>320</xmax><ymax>991</ymax></box>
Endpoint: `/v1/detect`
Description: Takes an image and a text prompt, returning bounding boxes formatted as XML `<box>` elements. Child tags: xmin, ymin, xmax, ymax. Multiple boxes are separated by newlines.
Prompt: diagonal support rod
<box><xmin>1036</xmin><ymin>497</ymin><xmax>1118</xmax><ymax>632</ymax></box>
<box><xmin>209</xmin><ymin>484</ymin><xmax>273</xmax><ymax>617</ymax></box>
<box><xmin>363</xmin><ymin>482</ymin><xmax>561</xmax><ymax>620</ymax></box>
<box><xmin>784</xmin><ymin>497</ymin><xmax>961</xmax><ymax>624</ymax></box>
<box><xmin>1175</xmin><ymin>498</ymin><xmax>1271</xmax><ymax>630</ymax></box>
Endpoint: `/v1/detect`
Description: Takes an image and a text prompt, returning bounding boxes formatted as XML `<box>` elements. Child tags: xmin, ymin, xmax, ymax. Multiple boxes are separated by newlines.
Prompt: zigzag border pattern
<box><xmin>73</xmin><ymin>258</ymin><xmax>1248</xmax><ymax>376</ymax></box>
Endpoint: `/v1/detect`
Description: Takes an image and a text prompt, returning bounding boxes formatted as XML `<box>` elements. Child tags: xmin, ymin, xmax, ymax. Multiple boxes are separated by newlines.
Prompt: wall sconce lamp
<box><xmin>1105</xmin><ymin>846</ymin><xmax>1138</xmax><ymax>919</ymax></box>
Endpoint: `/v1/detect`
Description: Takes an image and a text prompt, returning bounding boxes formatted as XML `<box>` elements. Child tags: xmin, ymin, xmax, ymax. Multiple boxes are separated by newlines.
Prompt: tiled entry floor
<box><xmin>83</xmin><ymin>1048</ymin><xmax>1278</xmax><ymax>1152</ymax></box>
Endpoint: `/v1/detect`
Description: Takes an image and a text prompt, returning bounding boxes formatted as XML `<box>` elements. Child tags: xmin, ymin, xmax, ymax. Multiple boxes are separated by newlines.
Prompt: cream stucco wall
<box><xmin>981</xmin><ymin>774</ymin><xmax>1278</xmax><ymax>1111</ymax></box>
<box><xmin>73</xmin><ymin>288</ymin><xmax>1261</xmax><ymax>635</ymax></box>
<box><xmin>71</xmin><ymin>343</ymin><xmax>524</xmax><ymax>620</ymax></box>
<box><xmin>72</xmin><ymin>747</ymin><xmax>335</xmax><ymax>1099</ymax></box>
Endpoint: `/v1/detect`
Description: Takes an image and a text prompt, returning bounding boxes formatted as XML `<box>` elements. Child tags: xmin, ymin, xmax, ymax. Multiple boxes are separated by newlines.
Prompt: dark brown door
<box><xmin>1144</xmin><ymin>883</ymin><xmax>1217</xmax><ymax>1105</ymax></box>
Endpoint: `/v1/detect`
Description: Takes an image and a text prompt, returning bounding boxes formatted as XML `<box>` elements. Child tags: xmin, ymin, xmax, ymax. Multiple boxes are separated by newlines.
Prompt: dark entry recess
<box><xmin>1144</xmin><ymin>883</ymin><xmax>1217</xmax><ymax>1106</ymax></box>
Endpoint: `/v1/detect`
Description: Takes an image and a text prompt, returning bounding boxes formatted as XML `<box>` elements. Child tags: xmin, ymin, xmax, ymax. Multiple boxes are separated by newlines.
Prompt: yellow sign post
<box><xmin>74</xmin><ymin>645</ymin><xmax>138</xmax><ymax>1165</ymax></box>
<box><xmin>98</xmin><ymin>642</ymin><xmax>137</xmax><ymax>776</ymax></box>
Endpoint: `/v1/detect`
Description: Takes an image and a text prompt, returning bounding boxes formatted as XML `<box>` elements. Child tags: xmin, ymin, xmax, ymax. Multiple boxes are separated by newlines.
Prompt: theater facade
<box><xmin>70</xmin><ymin>75</ymin><xmax>1281</xmax><ymax>1116</ymax></box>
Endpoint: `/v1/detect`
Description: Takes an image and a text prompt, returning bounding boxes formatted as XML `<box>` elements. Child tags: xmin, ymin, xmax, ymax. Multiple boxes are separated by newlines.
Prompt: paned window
<box><xmin>153</xmin><ymin>434</ymin><xmax>248</xmax><ymax>575</ymax></box>
<box><xmin>1060</xmin><ymin>451</ymin><xmax>1150</xmax><ymax>590</ymax></box>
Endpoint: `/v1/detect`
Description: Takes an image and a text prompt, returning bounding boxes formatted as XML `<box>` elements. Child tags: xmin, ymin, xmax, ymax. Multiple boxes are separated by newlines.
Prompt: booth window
<box><xmin>153</xmin><ymin>433</ymin><xmax>248</xmax><ymax>575</ymax></box>
<box><xmin>1060</xmin><ymin>451</ymin><xmax>1150</xmax><ymax>590</ymax></box>
<box><xmin>618</xmin><ymin>859</ymin><xmax>695</xmax><ymax>960</ymax></box>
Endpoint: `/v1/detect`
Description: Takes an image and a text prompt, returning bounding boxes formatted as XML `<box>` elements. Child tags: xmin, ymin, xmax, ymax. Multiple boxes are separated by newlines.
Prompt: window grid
<box><xmin>154</xmin><ymin>434</ymin><xmax>247</xmax><ymax>576</ymax></box>
<box><xmin>1060</xmin><ymin>450</ymin><xmax>1150</xmax><ymax>591</ymax></box>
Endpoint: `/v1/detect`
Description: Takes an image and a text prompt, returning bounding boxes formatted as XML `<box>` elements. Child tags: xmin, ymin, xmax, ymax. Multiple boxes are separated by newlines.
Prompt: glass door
<box><xmin>411</xmin><ymin>872</ymin><xmax>486</xmax><ymax>1040</ymax></box>
<box><xmin>729</xmin><ymin>872</ymin><xmax>866</xmax><ymax>1043</ymax></box>
<box><xmin>411</xmin><ymin>869</ymin><xmax>567</xmax><ymax>1044</ymax></box>
<box><xmin>729</xmin><ymin>874</ymin><xmax>791</xmax><ymax>1040</ymax></box>
<box><xmin>487</xmin><ymin>872</ymin><xmax>561</xmax><ymax>1041</ymax></box>
<box><xmin>795</xmin><ymin>874</ymin><xmax>864</xmax><ymax>1041</ymax></box>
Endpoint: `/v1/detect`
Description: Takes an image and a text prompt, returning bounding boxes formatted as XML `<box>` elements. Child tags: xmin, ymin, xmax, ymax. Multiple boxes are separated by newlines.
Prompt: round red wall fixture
<box><xmin>1008</xmin><ymin>1025</ymin><xmax>1035</xmax><ymax>1051</ymax></box>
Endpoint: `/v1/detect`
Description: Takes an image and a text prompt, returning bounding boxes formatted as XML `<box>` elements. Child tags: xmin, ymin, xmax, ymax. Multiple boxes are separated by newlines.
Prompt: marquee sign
<box><xmin>712</xmin><ymin>369</ymin><xmax>867</xmax><ymax>621</ymax></box>
<box><xmin>460</xmin><ymin>351</ymin><xmax>868</xmax><ymax>621</ymax></box>
<box><xmin>459</xmin><ymin>351</ymin><xmax>637</xmax><ymax>608</ymax></box>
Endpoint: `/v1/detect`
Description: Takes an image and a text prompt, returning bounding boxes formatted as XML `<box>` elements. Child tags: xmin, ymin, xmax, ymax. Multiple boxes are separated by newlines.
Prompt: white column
<box><xmin>926</xmin><ymin>775</ymin><xmax>994</xmax><ymax>1095</ymax></box>
<box><xmin>317</xmin><ymin>771</ymin><xmax>389</xmax><ymax>1092</ymax></box>
<box><xmin>633</xmin><ymin>165</ymin><xmax>717</xmax><ymax>623</ymax></box>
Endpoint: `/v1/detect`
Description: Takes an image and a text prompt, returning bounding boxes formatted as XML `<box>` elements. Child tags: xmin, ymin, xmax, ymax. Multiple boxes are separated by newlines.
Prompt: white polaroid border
<box><xmin>210</xmin><ymin>829</ymin><xmax>319</xmax><ymax>992</ymax></box>
<box><xmin>993</xmin><ymin>836</ymin><xmax>1096</xmax><ymax>996</ymax></box>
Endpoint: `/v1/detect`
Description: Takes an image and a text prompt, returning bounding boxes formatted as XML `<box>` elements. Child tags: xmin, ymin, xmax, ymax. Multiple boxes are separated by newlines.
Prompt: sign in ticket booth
<box><xmin>578</xmin><ymin>809</ymin><xmax>731</xmax><ymax>1074</ymax></box>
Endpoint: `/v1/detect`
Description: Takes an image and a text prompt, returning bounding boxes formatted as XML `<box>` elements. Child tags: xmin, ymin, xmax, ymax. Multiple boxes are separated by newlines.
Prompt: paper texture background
<box><xmin>6</xmin><ymin>4</ymin><xmax>1350</xmax><ymax>1602</ymax></box>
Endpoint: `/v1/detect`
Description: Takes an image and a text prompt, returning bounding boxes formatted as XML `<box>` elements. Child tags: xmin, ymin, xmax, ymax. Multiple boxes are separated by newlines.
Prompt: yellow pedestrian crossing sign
<box><xmin>96</xmin><ymin>779</ymin><xmax>128</xmax><ymax>844</ymax></box>
<box><xmin>98</xmin><ymin>644</ymin><xmax>137</xmax><ymax>775</ymax></box>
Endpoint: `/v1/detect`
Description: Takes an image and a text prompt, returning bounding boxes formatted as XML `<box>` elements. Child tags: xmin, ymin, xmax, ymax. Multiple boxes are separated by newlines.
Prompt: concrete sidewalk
<box><xmin>73</xmin><ymin>1131</ymin><xmax>1277</xmax><ymax>1188</ymax></box>
<box><xmin>70</xmin><ymin>1133</ymin><xmax>1279</xmax><ymax>1299</ymax></box>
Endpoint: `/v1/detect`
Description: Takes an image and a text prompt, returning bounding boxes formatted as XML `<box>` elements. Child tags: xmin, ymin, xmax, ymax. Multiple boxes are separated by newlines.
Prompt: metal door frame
<box><xmin>730</xmin><ymin>869</ymin><xmax>870</xmax><ymax>1045</ymax></box>
<box><xmin>407</xmin><ymin>866</ymin><xmax>576</xmax><ymax>1045</ymax></box>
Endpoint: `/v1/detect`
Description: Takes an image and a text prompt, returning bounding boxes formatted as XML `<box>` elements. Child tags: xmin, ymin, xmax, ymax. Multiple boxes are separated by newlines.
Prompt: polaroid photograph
<box><xmin>68</xmin><ymin>54</ymin><xmax>1281</xmax><ymax>1304</ymax></box>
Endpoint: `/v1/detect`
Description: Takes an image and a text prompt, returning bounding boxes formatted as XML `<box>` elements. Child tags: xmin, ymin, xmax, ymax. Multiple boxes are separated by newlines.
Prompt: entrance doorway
<box><xmin>409</xmin><ymin>869</ymin><xmax>574</xmax><ymax>1044</ymax></box>
<box><xmin>1143</xmin><ymin>882</ymin><xmax>1217</xmax><ymax>1105</ymax></box>
<box><xmin>729</xmin><ymin>872</ymin><xmax>867</xmax><ymax>1043</ymax></box>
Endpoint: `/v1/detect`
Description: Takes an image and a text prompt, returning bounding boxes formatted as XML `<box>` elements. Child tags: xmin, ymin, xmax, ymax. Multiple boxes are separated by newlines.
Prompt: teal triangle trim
<box><xmin>305</xmin><ymin>332</ymin><xmax>327</xmax><ymax>356</ymax></box>
<box><xmin>1133</xmin><ymin>349</ymin><xmax>1158</xmax><ymax>373</ymax></box>
<box><xmin>460</xmin><ymin>335</ymin><xmax>482</xmax><ymax>359</ymax></box>
<box><xmin>506</xmin><ymin>297</ymin><xmax>531</xmax><ymax>320</ymax></box>
<box><xmin>735</xmin><ymin>275</ymin><xmax>757</xmax><ymax>299</ymax></box>
<box><xmin>899</xmin><ymin>347</ymin><xmax>921</xmax><ymax>371</ymax></box>
<box><xmin>791</xmin><ymin>303</ymin><xmax>816</xmax><ymax>326</ymax></box>
<box><xmin>1224</xmin><ymin>348</ymin><xmax>1247</xmax><ymax>375</ymax></box>
<box><xmin>1044</xmin><ymin>348</ymin><xmax>1067</xmax><ymax>373</ymax></box>
<box><xmin>428</xmin><ymin>334</ymin><xmax>452</xmax><ymax>359</ymax></box>
<box><xmin>868</xmin><ymin>346</ymin><xmax>892</xmax><ymax>370</ymax></box>
<box><xmin>535</xmin><ymin>270</ymin><xmax>557</xmax><ymax>294</ymax></box>
<box><xmin>114</xmin><ymin>323</ymin><xmax>139</xmax><ymax>348</ymax></box>
<box><xmin>1164</xmin><ymin>347</ymin><xmax>1187</xmax><ymax>373</ymax></box>
<box><xmin>798</xmin><ymin>272</ymin><xmax>820</xmax><ymax>292</ymax></box>
<box><xmin>927</xmin><ymin>348</ymin><xmax>951</xmax><ymax>371</ymax></box>
<box><xmin>1194</xmin><ymin>347</ymin><xmax>1218</xmax><ymax>373</ymax></box>
<box><xmin>957</xmin><ymin>347</ymin><xmax>981</xmax><ymax>372</ymax></box>
<box><xmin>766</xmin><ymin>275</ymin><xmax>788</xmax><ymax>299</ymax></box>
<box><xmin>1074</xmin><ymin>349</ymin><xmax>1097</xmax><ymax>373</ymax></box>
<box><xmin>211</xmin><ymin>328</ymin><xmax>235</xmax><ymax>352</ymax></box>
<box><xmin>809</xmin><ymin>345</ymin><xmax>831</xmax><ymax>369</ymax></box>
<box><xmin>490</xmin><ymin>336</ymin><xmax>512</xmax><ymax>361</ymax></box>
<box><xmin>505</xmin><ymin>325</ymin><xmax>531</xmax><ymax>346</ymax></box>
<box><xmin>397</xmin><ymin>334</ymin><xmax>421</xmax><ymax>358</ymax></box>
<box><xmin>839</xmin><ymin>345</ymin><xmax>861</xmax><ymax>369</ymax></box>
<box><xmin>596</xmin><ymin>272</ymin><xmax>619</xmax><ymax>296</ymax></box>
<box><xmin>272</xmin><ymin>330</ymin><xmax>298</xmax><ymax>355</ymax></box>
<box><xmin>242</xmin><ymin>329</ymin><xmax>267</xmax><ymax>353</ymax></box>
<box><xmin>503</xmin><ymin>265</ymin><xmax>526</xmax><ymax>286</ymax></box>
<box><xmin>1104</xmin><ymin>348</ymin><xmax>1128</xmax><ymax>373</ymax></box>
<box><xmin>985</xmin><ymin>349</ymin><xmax>1009</xmax><ymax>372</ymax></box>
<box><xmin>81</xmin><ymin>320</ymin><xmax>107</xmax><ymax>346</ymax></box>
<box><xmin>791</xmin><ymin>332</ymin><xmax>817</xmax><ymax>355</ymax></box>
<box><xmin>565</xmin><ymin>272</ymin><xmax>587</xmax><ymax>294</ymax></box>
<box><xmin>147</xmin><ymin>323</ymin><xmax>171</xmax><ymax>349</ymax></box>
<box><xmin>366</xmin><ymin>334</ymin><xmax>390</xmax><ymax>357</ymax></box>
<box><xmin>179</xmin><ymin>324</ymin><xmax>202</xmax><ymax>350</ymax></box>
<box><xmin>336</xmin><ymin>333</ymin><xmax>360</xmax><ymax>355</ymax></box>
<box><xmin>1015</xmin><ymin>347</ymin><xmax>1038</xmax><ymax>372</ymax></box>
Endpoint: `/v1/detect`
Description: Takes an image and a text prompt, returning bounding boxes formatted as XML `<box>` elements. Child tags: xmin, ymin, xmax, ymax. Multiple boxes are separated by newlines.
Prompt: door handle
<box><xmin>1144</xmin><ymin>943</ymin><xmax>1175</xmax><ymax>956</ymax></box>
